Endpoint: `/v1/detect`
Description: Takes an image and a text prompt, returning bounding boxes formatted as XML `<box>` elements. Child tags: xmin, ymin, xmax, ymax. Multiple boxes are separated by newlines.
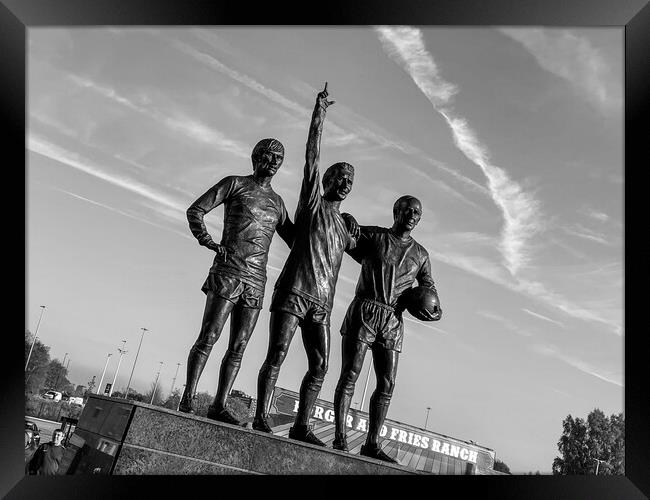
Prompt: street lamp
<box><xmin>97</xmin><ymin>353</ymin><xmax>113</xmax><ymax>394</ymax></box>
<box><xmin>176</xmin><ymin>384</ymin><xmax>186</xmax><ymax>411</ymax></box>
<box><xmin>25</xmin><ymin>305</ymin><xmax>46</xmax><ymax>371</ymax></box>
<box><xmin>150</xmin><ymin>361</ymin><xmax>164</xmax><ymax>405</ymax></box>
<box><xmin>108</xmin><ymin>340</ymin><xmax>127</xmax><ymax>397</ymax></box>
<box><xmin>424</xmin><ymin>407</ymin><xmax>431</xmax><ymax>430</ymax></box>
<box><xmin>125</xmin><ymin>327</ymin><xmax>148</xmax><ymax>400</ymax></box>
<box><xmin>170</xmin><ymin>362</ymin><xmax>182</xmax><ymax>395</ymax></box>
<box><xmin>594</xmin><ymin>458</ymin><xmax>609</xmax><ymax>475</ymax></box>
<box><xmin>359</xmin><ymin>359</ymin><xmax>373</xmax><ymax>412</ymax></box>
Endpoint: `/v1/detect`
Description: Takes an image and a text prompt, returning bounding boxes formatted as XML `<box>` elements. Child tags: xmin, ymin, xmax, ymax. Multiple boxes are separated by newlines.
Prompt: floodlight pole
<box><xmin>109</xmin><ymin>340</ymin><xmax>127</xmax><ymax>397</ymax></box>
<box><xmin>125</xmin><ymin>327</ymin><xmax>148</xmax><ymax>399</ymax></box>
<box><xmin>97</xmin><ymin>353</ymin><xmax>113</xmax><ymax>394</ymax></box>
<box><xmin>25</xmin><ymin>305</ymin><xmax>46</xmax><ymax>371</ymax></box>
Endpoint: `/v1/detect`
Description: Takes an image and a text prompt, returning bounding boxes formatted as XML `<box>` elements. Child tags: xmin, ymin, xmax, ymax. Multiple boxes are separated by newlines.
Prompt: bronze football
<box><xmin>403</xmin><ymin>286</ymin><xmax>441</xmax><ymax>321</ymax></box>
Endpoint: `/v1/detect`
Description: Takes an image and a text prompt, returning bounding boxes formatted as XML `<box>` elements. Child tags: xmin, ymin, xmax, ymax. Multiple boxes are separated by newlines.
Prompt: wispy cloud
<box><xmin>478</xmin><ymin>310</ymin><xmax>534</xmax><ymax>337</ymax></box>
<box><xmin>29</xmin><ymin>134</ymin><xmax>187</xmax><ymax>214</ymax></box>
<box><xmin>68</xmin><ymin>74</ymin><xmax>250</xmax><ymax>159</ymax></box>
<box><xmin>581</xmin><ymin>207</ymin><xmax>610</xmax><ymax>223</ymax></box>
<box><xmin>52</xmin><ymin>187</ymin><xmax>191</xmax><ymax>240</ymax></box>
<box><xmin>425</xmin><ymin>244</ymin><xmax>621</xmax><ymax>337</ymax></box>
<box><xmin>515</xmin><ymin>279</ymin><xmax>622</xmax><ymax>336</ymax></box>
<box><xmin>532</xmin><ymin>343</ymin><xmax>623</xmax><ymax>387</ymax></box>
<box><xmin>522</xmin><ymin>308</ymin><xmax>566</xmax><ymax>329</ymax></box>
<box><xmin>173</xmin><ymin>31</ymin><xmax>489</xmax><ymax>211</ymax></box>
<box><xmin>498</xmin><ymin>28</ymin><xmax>622</xmax><ymax>114</ymax></box>
<box><xmin>375</xmin><ymin>26</ymin><xmax>543</xmax><ymax>276</ymax></box>
<box><xmin>562</xmin><ymin>223</ymin><xmax>610</xmax><ymax>245</ymax></box>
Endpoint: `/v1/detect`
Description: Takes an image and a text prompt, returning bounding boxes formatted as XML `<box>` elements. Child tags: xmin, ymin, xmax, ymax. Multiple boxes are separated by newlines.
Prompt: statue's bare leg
<box><xmin>208</xmin><ymin>303</ymin><xmax>261</xmax><ymax>424</ymax></box>
<box><xmin>253</xmin><ymin>311</ymin><xmax>300</xmax><ymax>432</ymax></box>
<box><xmin>333</xmin><ymin>335</ymin><xmax>368</xmax><ymax>451</ymax></box>
<box><xmin>361</xmin><ymin>345</ymin><xmax>399</xmax><ymax>463</ymax></box>
<box><xmin>179</xmin><ymin>292</ymin><xmax>235</xmax><ymax>413</ymax></box>
<box><xmin>288</xmin><ymin>322</ymin><xmax>330</xmax><ymax>446</ymax></box>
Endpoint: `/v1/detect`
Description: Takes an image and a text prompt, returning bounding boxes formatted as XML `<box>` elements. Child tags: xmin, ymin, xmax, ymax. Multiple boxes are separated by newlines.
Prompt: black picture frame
<box><xmin>2</xmin><ymin>0</ymin><xmax>647</xmax><ymax>497</ymax></box>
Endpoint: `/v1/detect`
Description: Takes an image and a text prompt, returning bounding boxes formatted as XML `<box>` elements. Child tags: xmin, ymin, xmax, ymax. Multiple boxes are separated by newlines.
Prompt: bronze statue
<box><xmin>179</xmin><ymin>137</ymin><xmax>295</xmax><ymax>425</ymax></box>
<box><xmin>333</xmin><ymin>196</ymin><xmax>441</xmax><ymax>462</ymax></box>
<box><xmin>253</xmin><ymin>83</ymin><xmax>357</xmax><ymax>446</ymax></box>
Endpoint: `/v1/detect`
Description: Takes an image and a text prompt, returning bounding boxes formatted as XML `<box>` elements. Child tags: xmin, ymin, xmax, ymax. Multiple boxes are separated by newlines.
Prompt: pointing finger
<box><xmin>323</xmin><ymin>82</ymin><xmax>328</xmax><ymax>93</ymax></box>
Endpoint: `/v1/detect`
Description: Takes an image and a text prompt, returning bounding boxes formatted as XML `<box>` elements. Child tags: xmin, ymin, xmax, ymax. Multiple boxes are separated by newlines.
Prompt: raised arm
<box><xmin>299</xmin><ymin>82</ymin><xmax>335</xmax><ymax>212</ymax></box>
<box><xmin>186</xmin><ymin>176</ymin><xmax>235</xmax><ymax>260</ymax></box>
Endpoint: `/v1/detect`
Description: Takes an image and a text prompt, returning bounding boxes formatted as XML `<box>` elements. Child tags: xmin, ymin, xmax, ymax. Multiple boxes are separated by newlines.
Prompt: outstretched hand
<box><xmin>420</xmin><ymin>305</ymin><xmax>442</xmax><ymax>321</ymax></box>
<box><xmin>317</xmin><ymin>82</ymin><xmax>335</xmax><ymax>109</ymax></box>
<box><xmin>342</xmin><ymin>212</ymin><xmax>360</xmax><ymax>239</ymax></box>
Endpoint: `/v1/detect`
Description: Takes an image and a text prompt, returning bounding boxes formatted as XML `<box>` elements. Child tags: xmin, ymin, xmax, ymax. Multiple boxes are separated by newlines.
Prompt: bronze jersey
<box><xmin>274</xmin><ymin>160</ymin><xmax>354</xmax><ymax>312</ymax></box>
<box><xmin>347</xmin><ymin>226</ymin><xmax>435</xmax><ymax>308</ymax></box>
<box><xmin>187</xmin><ymin>175</ymin><xmax>292</xmax><ymax>290</ymax></box>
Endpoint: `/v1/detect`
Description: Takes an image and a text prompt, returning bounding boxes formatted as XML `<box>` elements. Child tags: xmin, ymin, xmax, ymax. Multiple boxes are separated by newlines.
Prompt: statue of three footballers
<box><xmin>180</xmin><ymin>83</ymin><xmax>442</xmax><ymax>463</ymax></box>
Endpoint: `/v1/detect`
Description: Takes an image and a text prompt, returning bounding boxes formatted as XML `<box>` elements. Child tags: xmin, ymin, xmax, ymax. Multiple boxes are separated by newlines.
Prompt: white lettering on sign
<box><xmin>282</xmin><ymin>394</ymin><xmax>481</xmax><ymax>465</ymax></box>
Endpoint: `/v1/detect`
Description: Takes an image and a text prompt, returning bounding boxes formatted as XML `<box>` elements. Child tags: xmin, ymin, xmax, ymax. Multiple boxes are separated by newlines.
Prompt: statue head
<box><xmin>251</xmin><ymin>138</ymin><xmax>285</xmax><ymax>178</ymax></box>
<box><xmin>393</xmin><ymin>195</ymin><xmax>422</xmax><ymax>232</ymax></box>
<box><xmin>323</xmin><ymin>162</ymin><xmax>354</xmax><ymax>201</ymax></box>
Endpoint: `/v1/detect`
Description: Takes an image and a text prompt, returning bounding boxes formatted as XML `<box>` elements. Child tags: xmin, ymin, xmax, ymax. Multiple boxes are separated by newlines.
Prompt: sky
<box><xmin>26</xmin><ymin>27</ymin><xmax>623</xmax><ymax>474</ymax></box>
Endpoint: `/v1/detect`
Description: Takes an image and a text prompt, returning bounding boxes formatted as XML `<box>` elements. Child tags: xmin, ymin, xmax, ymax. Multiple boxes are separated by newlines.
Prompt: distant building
<box><xmin>263</xmin><ymin>386</ymin><xmax>503</xmax><ymax>475</ymax></box>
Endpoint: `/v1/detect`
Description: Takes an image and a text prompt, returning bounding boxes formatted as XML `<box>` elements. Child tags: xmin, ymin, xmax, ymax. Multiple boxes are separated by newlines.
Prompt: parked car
<box><xmin>25</xmin><ymin>420</ymin><xmax>40</xmax><ymax>445</ymax></box>
<box><xmin>67</xmin><ymin>396</ymin><xmax>84</xmax><ymax>406</ymax></box>
<box><xmin>42</xmin><ymin>390</ymin><xmax>62</xmax><ymax>402</ymax></box>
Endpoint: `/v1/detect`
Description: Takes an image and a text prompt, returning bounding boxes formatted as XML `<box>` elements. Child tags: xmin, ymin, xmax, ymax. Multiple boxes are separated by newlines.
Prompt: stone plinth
<box><xmin>60</xmin><ymin>394</ymin><xmax>420</xmax><ymax>475</ymax></box>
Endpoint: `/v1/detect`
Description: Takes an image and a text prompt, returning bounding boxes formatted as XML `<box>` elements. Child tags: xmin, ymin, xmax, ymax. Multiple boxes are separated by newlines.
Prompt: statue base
<box><xmin>59</xmin><ymin>394</ymin><xmax>420</xmax><ymax>475</ymax></box>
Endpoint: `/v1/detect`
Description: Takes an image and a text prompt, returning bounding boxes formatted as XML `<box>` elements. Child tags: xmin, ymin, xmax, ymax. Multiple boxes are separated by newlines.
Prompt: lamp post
<box><xmin>125</xmin><ymin>327</ymin><xmax>148</xmax><ymax>400</ymax></box>
<box><xmin>594</xmin><ymin>458</ymin><xmax>609</xmax><ymax>475</ymax></box>
<box><xmin>176</xmin><ymin>384</ymin><xmax>186</xmax><ymax>411</ymax></box>
<box><xmin>97</xmin><ymin>353</ymin><xmax>112</xmax><ymax>394</ymax></box>
<box><xmin>25</xmin><ymin>305</ymin><xmax>46</xmax><ymax>371</ymax></box>
<box><xmin>108</xmin><ymin>340</ymin><xmax>127</xmax><ymax>397</ymax></box>
<box><xmin>170</xmin><ymin>362</ymin><xmax>181</xmax><ymax>395</ymax></box>
<box><xmin>359</xmin><ymin>359</ymin><xmax>373</xmax><ymax>412</ymax></box>
<box><xmin>424</xmin><ymin>407</ymin><xmax>431</xmax><ymax>430</ymax></box>
<box><xmin>150</xmin><ymin>361</ymin><xmax>164</xmax><ymax>405</ymax></box>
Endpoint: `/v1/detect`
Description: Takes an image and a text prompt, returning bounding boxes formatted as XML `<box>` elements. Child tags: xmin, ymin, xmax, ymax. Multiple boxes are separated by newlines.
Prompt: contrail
<box><xmin>375</xmin><ymin>26</ymin><xmax>542</xmax><ymax>276</ymax></box>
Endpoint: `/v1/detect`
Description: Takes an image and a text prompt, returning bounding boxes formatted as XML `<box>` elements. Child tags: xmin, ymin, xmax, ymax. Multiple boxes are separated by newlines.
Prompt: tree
<box><xmin>86</xmin><ymin>376</ymin><xmax>96</xmax><ymax>396</ymax></box>
<box><xmin>193</xmin><ymin>391</ymin><xmax>214</xmax><ymax>417</ymax></box>
<box><xmin>552</xmin><ymin>409</ymin><xmax>625</xmax><ymax>475</ymax></box>
<box><xmin>25</xmin><ymin>331</ymin><xmax>51</xmax><ymax>395</ymax></box>
<box><xmin>493</xmin><ymin>458</ymin><xmax>511</xmax><ymax>474</ymax></box>
<box><xmin>144</xmin><ymin>381</ymin><xmax>165</xmax><ymax>406</ymax></box>
<box><xmin>43</xmin><ymin>358</ymin><xmax>72</xmax><ymax>392</ymax></box>
<box><xmin>163</xmin><ymin>389</ymin><xmax>182</xmax><ymax>410</ymax></box>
